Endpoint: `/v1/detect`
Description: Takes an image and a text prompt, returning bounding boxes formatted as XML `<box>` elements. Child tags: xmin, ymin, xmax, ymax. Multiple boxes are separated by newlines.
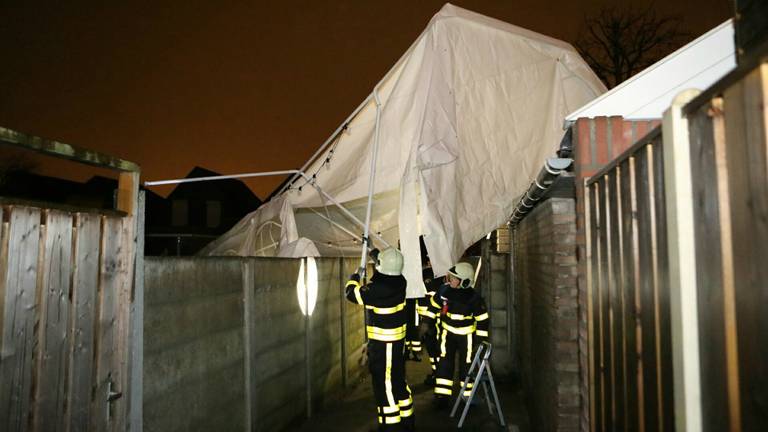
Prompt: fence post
<box><xmin>662</xmin><ymin>89</ymin><xmax>703</xmax><ymax>432</ymax></box>
<box><xmin>243</xmin><ymin>259</ymin><xmax>256</xmax><ymax>432</ymax></box>
<box><xmin>117</xmin><ymin>172</ymin><xmax>139</xmax><ymax>216</ymax></box>
<box><xmin>128</xmin><ymin>191</ymin><xmax>146</xmax><ymax>432</ymax></box>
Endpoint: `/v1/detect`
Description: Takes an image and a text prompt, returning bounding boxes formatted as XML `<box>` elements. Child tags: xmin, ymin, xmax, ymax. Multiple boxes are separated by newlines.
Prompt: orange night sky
<box><xmin>0</xmin><ymin>0</ymin><xmax>731</xmax><ymax>199</ymax></box>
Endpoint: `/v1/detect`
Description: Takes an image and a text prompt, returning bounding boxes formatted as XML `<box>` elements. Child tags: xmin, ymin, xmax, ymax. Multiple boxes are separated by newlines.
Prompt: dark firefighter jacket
<box><xmin>425</xmin><ymin>286</ymin><xmax>489</xmax><ymax>340</ymax></box>
<box><xmin>416</xmin><ymin>277</ymin><xmax>443</xmax><ymax>320</ymax></box>
<box><xmin>346</xmin><ymin>272</ymin><xmax>408</xmax><ymax>342</ymax></box>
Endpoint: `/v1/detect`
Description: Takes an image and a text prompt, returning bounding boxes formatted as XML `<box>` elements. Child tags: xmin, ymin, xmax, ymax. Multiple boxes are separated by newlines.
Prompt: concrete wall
<box><xmin>514</xmin><ymin>198</ymin><xmax>579</xmax><ymax>432</ymax></box>
<box><xmin>143</xmin><ymin>258</ymin><xmax>246</xmax><ymax>432</ymax></box>
<box><xmin>143</xmin><ymin>256</ymin><xmax>364</xmax><ymax>432</ymax></box>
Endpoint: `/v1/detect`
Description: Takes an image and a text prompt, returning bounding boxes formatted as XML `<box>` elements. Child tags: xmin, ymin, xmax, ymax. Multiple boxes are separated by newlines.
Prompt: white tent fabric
<box><xmin>203</xmin><ymin>196</ymin><xmax>301</xmax><ymax>257</ymax></box>
<box><xmin>566</xmin><ymin>20</ymin><xmax>735</xmax><ymax>121</ymax></box>
<box><xmin>202</xmin><ymin>3</ymin><xmax>605</xmax><ymax>297</ymax></box>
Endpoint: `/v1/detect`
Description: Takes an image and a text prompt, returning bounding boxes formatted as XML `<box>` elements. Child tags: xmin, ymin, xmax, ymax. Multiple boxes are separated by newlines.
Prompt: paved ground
<box><xmin>294</xmin><ymin>354</ymin><xmax>530</xmax><ymax>431</ymax></box>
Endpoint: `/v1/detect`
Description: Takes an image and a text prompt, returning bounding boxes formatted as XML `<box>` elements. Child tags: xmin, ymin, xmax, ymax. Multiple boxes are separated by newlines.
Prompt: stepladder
<box><xmin>450</xmin><ymin>341</ymin><xmax>506</xmax><ymax>429</ymax></box>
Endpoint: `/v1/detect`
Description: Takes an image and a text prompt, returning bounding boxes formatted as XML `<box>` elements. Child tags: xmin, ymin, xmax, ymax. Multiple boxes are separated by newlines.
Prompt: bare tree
<box><xmin>576</xmin><ymin>6</ymin><xmax>691</xmax><ymax>88</ymax></box>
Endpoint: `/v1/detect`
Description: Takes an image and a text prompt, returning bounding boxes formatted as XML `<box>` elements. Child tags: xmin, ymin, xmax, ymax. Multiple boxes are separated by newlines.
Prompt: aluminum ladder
<box><xmin>450</xmin><ymin>341</ymin><xmax>506</xmax><ymax>429</ymax></box>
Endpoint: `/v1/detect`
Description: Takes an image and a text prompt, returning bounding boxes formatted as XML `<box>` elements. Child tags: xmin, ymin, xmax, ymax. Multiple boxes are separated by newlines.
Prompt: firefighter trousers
<box><xmin>368</xmin><ymin>339</ymin><xmax>415</xmax><ymax>431</ymax></box>
<box><xmin>434</xmin><ymin>330</ymin><xmax>474</xmax><ymax>398</ymax></box>
<box><xmin>422</xmin><ymin>322</ymin><xmax>441</xmax><ymax>372</ymax></box>
<box><xmin>404</xmin><ymin>299</ymin><xmax>422</xmax><ymax>356</ymax></box>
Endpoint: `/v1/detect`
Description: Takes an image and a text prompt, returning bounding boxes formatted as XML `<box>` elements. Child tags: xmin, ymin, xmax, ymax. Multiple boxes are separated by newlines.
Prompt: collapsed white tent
<box><xmin>202</xmin><ymin>3</ymin><xmax>606</xmax><ymax>297</ymax></box>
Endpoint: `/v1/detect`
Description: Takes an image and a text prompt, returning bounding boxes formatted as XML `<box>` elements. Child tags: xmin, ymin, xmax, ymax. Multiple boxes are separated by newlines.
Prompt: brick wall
<box><xmin>514</xmin><ymin>198</ymin><xmax>578</xmax><ymax>431</ymax></box>
<box><xmin>571</xmin><ymin>116</ymin><xmax>660</xmax><ymax>432</ymax></box>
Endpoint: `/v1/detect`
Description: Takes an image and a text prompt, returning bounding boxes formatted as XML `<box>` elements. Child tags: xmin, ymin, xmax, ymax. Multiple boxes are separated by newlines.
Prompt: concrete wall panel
<box><xmin>144</xmin><ymin>256</ymin><xmax>365</xmax><ymax>432</ymax></box>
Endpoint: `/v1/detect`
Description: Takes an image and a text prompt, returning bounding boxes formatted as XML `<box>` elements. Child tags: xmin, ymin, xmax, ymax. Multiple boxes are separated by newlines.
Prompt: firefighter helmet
<box><xmin>375</xmin><ymin>248</ymin><xmax>404</xmax><ymax>276</ymax></box>
<box><xmin>447</xmin><ymin>262</ymin><xmax>474</xmax><ymax>288</ymax></box>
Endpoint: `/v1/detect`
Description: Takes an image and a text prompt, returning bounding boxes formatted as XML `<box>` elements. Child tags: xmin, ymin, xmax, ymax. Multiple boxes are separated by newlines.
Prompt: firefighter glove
<box><xmin>369</xmin><ymin>248</ymin><xmax>380</xmax><ymax>260</ymax></box>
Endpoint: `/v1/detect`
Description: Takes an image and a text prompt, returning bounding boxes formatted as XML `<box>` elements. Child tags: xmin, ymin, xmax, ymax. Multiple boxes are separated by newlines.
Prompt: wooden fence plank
<box><xmin>598</xmin><ymin>180</ymin><xmax>612</xmax><ymax>431</ymax></box>
<box><xmin>727</xmin><ymin>62</ymin><xmax>768</xmax><ymax>431</ymax></box>
<box><xmin>0</xmin><ymin>207</ymin><xmax>7</xmax><ymax>381</ymax></box>
<box><xmin>600</xmin><ymin>174</ymin><xmax>617</xmax><ymax>430</ymax></box>
<box><xmin>608</xmin><ymin>170</ymin><xmax>626</xmax><ymax>430</ymax></box>
<box><xmin>112</xmin><ymin>211</ymin><xmax>136</xmax><ymax>432</ymax></box>
<box><xmin>91</xmin><ymin>216</ymin><xmax>123</xmax><ymax>431</ymax></box>
<box><xmin>588</xmin><ymin>184</ymin><xmax>603</xmax><ymax>432</ymax></box>
<box><xmin>0</xmin><ymin>206</ymin><xmax>41</xmax><ymax>432</ymax></box>
<box><xmin>33</xmin><ymin>210</ymin><xmax>73</xmax><ymax>432</ymax></box>
<box><xmin>629</xmin><ymin>156</ymin><xmax>646</xmax><ymax>432</ymax></box>
<box><xmin>635</xmin><ymin>147</ymin><xmax>661</xmax><ymax>428</ymax></box>
<box><xmin>67</xmin><ymin>213</ymin><xmax>101</xmax><ymax>432</ymax></box>
<box><xmin>584</xmin><ymin>183</ymin><xmax>596</xmax><ymax>432</ymax></box>
<box><xmin>620</xmin><ymin>160</ymin><xmax>640</xmax><ymax>432</ymax></box>
<box><xmin>711</xmin><ymin>95</ymin><xmax>742</xmax><ymax>431</ymax></box>
<box><xmin>645</xmin><ymin>143</ymin><xmax>667</xmax><ymax>432</ymax></box>
<box><xmin>689</xmin><ymin>102</ymin><xmax>730</xmax><ymax>432</ymax></box>
<box><xmin>651</xmin><ymin>140</ymin><xmax>675</xmax><ymax>432</ymax></box>
<box><xmin>127</xmin><ymin>192</ymin><xmax>145</xmax><ymax>432</ymax></box>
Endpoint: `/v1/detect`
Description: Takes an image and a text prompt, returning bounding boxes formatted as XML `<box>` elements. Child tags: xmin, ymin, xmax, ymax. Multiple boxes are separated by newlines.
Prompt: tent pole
<box><xmin>294</xmin><ymin>172</ymin><xmax>390</xmax><ymax>249</ymax></box>
<box><xmin>359</xmin><ymin>86</ymin><xmax>383</xmax><ymax>276</ymax></box>
<box><xmin>143</xmin><ymin>169</ymin><xmax>300</xmax><ymax>186</ymax></box>
<box><xmin>307</xmin><ymin>207</ymin><xmax>360</xmax><ymax>242</ymax></box>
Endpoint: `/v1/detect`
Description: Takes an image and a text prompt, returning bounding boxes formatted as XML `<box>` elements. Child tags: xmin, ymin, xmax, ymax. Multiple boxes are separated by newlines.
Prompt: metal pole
<box><xmin>307</xmin><ymin>207</ymin><xmax>360</xmax><ymax>242</ymax></box>
<box><xmin>293</xmin><ymin>171</ymin><xmax>390</xmax><ymax>249</ymax></box>
<box><xmin>304</xmin><ymin>258</ymin><xmax>312</xmax><ymax>418</ymax></box>
<box><xmin>359</xmin><ymin>85</ymin><xmax>383</xmax><ymax>276</ymax></box>
<box><xmin>143</xmin><ymin>169</ymin><xmax>299</xmax><ymax>186</ymax></box>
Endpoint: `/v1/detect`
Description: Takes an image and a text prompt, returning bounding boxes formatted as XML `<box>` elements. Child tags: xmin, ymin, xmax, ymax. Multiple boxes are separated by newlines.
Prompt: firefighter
<box><xmin>346</xmin><ymin>248</ymin><xmax>415</xmax><ymax>431</ymax></box>
<box><xmin>427</xmin><ymin>262</ymin><xmax>489</xmax><ymax>408</ymax></box>
<box><xmin>416</xmin><ymin>262</ymin><xmax>444</xmax><ymax>384</ymax></box>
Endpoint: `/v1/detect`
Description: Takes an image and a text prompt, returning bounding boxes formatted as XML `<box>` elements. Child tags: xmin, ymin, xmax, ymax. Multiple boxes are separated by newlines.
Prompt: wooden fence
<box><xmin>584</xmin><ymin>54</ymin><xmax>768</xmax><ymax>432</ymax></box>
<box><xmin>0</xmin><ymin>127</ymin><xmax>140</xmax><ymax>432</ymax></box>
<box><xmin>584</xmin><ymin>127</ymin><xmax>675</xmax><ymax>432</ymax></box>
<box><xmin>683</xmin><ymin>57</ymin><xmax>768</xmax><ymax>432</ymax></box>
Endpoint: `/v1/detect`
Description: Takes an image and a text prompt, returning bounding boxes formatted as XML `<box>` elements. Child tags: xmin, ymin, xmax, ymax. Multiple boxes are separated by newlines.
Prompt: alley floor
<box><xmin>293</xmin><ymin>353</ymin><xmax>530</xmax><ymax>431</ymax></box>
